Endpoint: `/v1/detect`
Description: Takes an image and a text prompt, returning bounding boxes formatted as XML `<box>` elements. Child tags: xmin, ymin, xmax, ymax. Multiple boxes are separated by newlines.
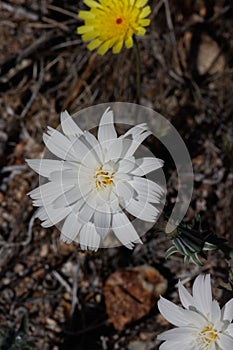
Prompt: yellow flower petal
<box><xmin>139</xmin><ymin>6</ymin><xmax>151</xmax><ymax>18</ymax></box>
<box><xmin>136</xmin><ymin>27</ymin><xmax>146</xmax><ymax>36</ymax></box>
<box><xmin>82</xmin><ymin>31</ymin><xmax>97</xmax><ymax>41</ymax></box>
<box><xmin>125</xmin><ymin>36</ymin><xmax>133</xmax><ymax>49</ymax></box>
<box><xmin>77</xmin><ymin>25</ymin><xmax>94</xmax><ymax>34</ymax></box>
<box><xmin>139</xmin><ymin>19</ymin><xmax>150</xmax><ymax>27</ymax></box>
<box><xmin>99</xmin><ymin>0</ymin><xmax>110</xmax><ymax>7</ymax></box>
<box><xmin>87</xmin><ymin>38</ymin><xmax>102</xmax><ymax>51</ymax></box>
<box><xmin>78</xmin><ymin>11</ymin><xmax>95</xmax><ymax>20</ymax></box>
<box><xmin>112</xmin><ymin>40</ymin><xmax>123</xmax><ymax>54</ymax></box>
<box><xmin>84</xmin><ymin>0</ymin><xmax>100</xmax><ymax>8</ymax></box>
<box><xmin>136</xmin><ymin>0</ymin><xmax>148</xmax><ymax>8</ymax></box>
<box><xmin>97</xmin><ymin>39</ymin><xmax>113</xmax><ymax>55</ymax></box>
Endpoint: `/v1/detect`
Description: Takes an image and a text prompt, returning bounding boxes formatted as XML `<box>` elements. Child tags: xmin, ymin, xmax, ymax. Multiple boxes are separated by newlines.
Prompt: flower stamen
<box><xmin>198</xmin><ymin>325</ymin><xmax>218</xmax><ymax>347</ymax></box>
<box><xmin>94</xmin><ymin>166</ymin><xmax>114</xmax><ymax>189</ymax></box>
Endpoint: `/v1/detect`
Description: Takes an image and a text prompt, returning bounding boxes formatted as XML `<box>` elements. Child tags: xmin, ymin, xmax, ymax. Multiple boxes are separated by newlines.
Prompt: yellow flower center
<box><xmin>99</xmin><ymin>10</ymin><xmax>133</xmax><ymax>40</ymax></box>
<box><xmin>198</xmin><ymin>325</ymin><xmax>218</xmax><ymax>347</ymax></box>
<box><xmin>94</xmin><ymin>166</ymin><xmax>114</xmax><ymax>190</ymax></box>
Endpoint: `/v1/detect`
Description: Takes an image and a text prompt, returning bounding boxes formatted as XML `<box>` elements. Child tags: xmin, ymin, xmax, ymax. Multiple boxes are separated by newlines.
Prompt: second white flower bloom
<box><xmin>158</xmin><ymin>274</ymin><xmax>233</xmax><ymax>350</ymax></box>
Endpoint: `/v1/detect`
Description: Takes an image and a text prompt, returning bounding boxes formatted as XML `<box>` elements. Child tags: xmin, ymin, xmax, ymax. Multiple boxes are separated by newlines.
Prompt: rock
<box><xmin>197</xmin><ymin>35</ymin><xmax>225</xmax><ymax>75</ymax></box>
<box><xmin>104</xmin><ymin>265</ymin><xmax>167</xmax><ymax>330</ymax></box>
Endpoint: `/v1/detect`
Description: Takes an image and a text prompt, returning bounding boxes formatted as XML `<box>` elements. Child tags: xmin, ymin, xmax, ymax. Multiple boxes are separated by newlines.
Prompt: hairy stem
<box><xmin>133</xmin><ymin>37</ymin><xmax>141</xmax><ymax>104</ymax></box>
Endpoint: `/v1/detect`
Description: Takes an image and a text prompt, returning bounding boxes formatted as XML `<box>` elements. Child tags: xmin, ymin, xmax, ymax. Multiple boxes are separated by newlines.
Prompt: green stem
<box><xmin>133</xmin><ymin>37</ymin><xmax>141</xmax><ymax>104</ymax></box>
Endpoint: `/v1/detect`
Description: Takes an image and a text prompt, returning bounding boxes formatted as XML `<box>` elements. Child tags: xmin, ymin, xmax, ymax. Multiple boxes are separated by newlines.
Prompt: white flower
<box><xmin>26</xmin><ymin>107</ymin><xmax>164</xmax><ymax>251</ymax></box>
<box><xmin>157</xmin><ymin>274</ymin><xmax>233</xmax><ymax>350</ymax></box>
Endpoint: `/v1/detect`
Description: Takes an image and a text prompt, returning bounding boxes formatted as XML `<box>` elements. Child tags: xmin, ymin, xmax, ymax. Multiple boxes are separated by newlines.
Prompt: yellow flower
<box><xmin>77</xmin><ymin>0</ymin><xmax>151</xmax><ymax>55</ymax></box>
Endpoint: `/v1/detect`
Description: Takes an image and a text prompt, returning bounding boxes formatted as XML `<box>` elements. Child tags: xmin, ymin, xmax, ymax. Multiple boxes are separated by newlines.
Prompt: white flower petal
<box><xmin>159</xmin><ymin>341</ymin><xmax>193</xmax><ymax>350</ymax></box>
<box><xmin>61</xmin><ymin>110</ymin><xmax>83</xmax><ymax>138</ymax></box>
<box><xmin>112</xmin><ymin>211</ymin><xmax>142</xmax><ymax>249</ymax></box>
<box><xmin>117</xmin><ymin>157</ymin><xmax>136</xmax><ymax>173</ymax></box>
<box><xmin>91</xmin><ymin>187</ymin><xmax>115</xmax><ymax>208</ymax></box>
<box><xmin>71</xmin><ymin>138</ymin><xmax>98</xmax><ymax>168</ymax></box>
<box><xmin>43</xmin><ymin>128</ymin><xmax>76</xmax><ymax>160</ymax></box>
<box><xmin>159</xmin><ymin>341</ymin><xmax>173</xmax><ymax>350</ymax></box>
<box><xmin>98</xmin><ymin>107</ymin><xmax>117</xmax><ymax>147</ymax></box>
<box><xmin>209</xmin><ymin>343</ymin><xmax>217</xmax><ymax>350</ymax></box>
<box><xmin>60</xmin><ymin>212</ymin><xmax>82</xmax><ymax>243</ymax></box>
<box><xmin>114</xmin><ymin>172</ymin><xmax>132</xmax><ymax>183</ymax></box>
<box><xmin>79</xmin><ymin>222</ymin><xmax>100</xmax><ymax>251</ymax></box>
<box><xmin>118</xmin><ymin>138</ymin><xmax>134</xmax><ymax>159</ymax></box>
<box><xmin>26</xmin><ymin>159</ymin><xmax>68</xmax><ymax>178</ymax></box>
<box><xmin>83</xmin><ymin>130</ymin><xmax>104</xmax><ymax>163</ymax></box>
<box><xmin>104</xmin><ymin>138</ymin><xmax>123</xmax><ymax>162</ymax></box>
<box><xmin>226</xmin><ymin>323</ymin><xmax>233</xmax><ymax>336</ymax></box>
<box><xmin>158</xmin><ymin>296</ymin><xmax>206</xmax><ymax>328</ymax></box>
<box><xmin>72</xmin><ymin>198</ymin><xmax>87</xmax><ymax>212</ymax></box>
<box><xmin>91</xmin><ymin>188</ymin><xmax>116</xmax><ymax>214</ymax></box>
<box><xmin>53</xmin><ymin>186</ymin><xmax>85</xmax><ymax>208</ymax></box>
<box><xmin>115</xmin><ymin>181</ymin><xmax>134</xmax><ymax>203</ymax></box>
<box><xmin>94</xmin><ymin>187</ymin><xmax>111</xmax><ymax>205</ymax></box>
<box><xmin>108</xmin><ymin>191</ymin><xmax>120</xmax><ymax>212</ymax></box>
<box><xmin>157</xmin><ymin>327</ymin><xmax>196</xmax><ymax>342</ymax></box>
<box><xmin>36</xmin><ymin>205</ymin><xmax>71</xmax><ymax>227</ymax></box>
<box><xmin>131</xmin><ymin>157</ymin><xmax>164</xmax><ymax>176</ymax></box>
<box><xmin>77</xmin><ymin>163</ymin><xmax>95</xmax><ymax>181</ymax></box>
<box><xmin>83</xmin><ymin>130</ymin><xmax>99</xmax><ymax>148</ymax></box>
<box><xmin>129</xmin><ymin>177</ymin><xmax>162</xmax><ymax>204</ymax></box>
<box><xmin>222</xmin><ymin>298</ymin><xmax>233</xmax><ymax>322</ymax></box>
<box><xmin>93</xmin><ymin>208</ymin><xmax>111</xmax><ymax>238</ymax></box>
<box><xmin>49</xmin><ymin>170</ymin><xmax>78</xmax><ymax>185</ymax></box>
<box><xmin>192</xmin><ymin>274</ymin><xmax>212</xmax><ymax>317</ymax></box>
<box><xmin>125</xmin><ymin>198</ymin><xmax>159</xmax><ymax>222</ymax></box>
<box><xmin>80</xmin><ymin>133</ymin><xmax>104</xmax><ymax>165</ymax></box>
<box><xmin>178</xmin><ymin>280</ymin><xmax>194</xmax><ymax>309</ymax></box>
<box><xmin>210</xmin><ymin>300</ymin><xmax>221</xmax><ymax>323</ymax></box>
<box><xmin>137</xmin><ymin>193</ymin><xmax>161</xmax><ymax>204</ymax></box>
<box><xmin>130</xmin><ymin>177</ymin><xmax>164</xmax><ymax>198</ymax></box>
<box><xmin>28</xmin><ymin>182</ymin><xmax>74</xmax><ymax>206</ymax></box>
<box><xmin>158</xmin><ymin>297</ymin><xmax>188</xmax><ymax>327</ymax></box>
<box><xmin>124</xmin><ymin>130</ymin><xmax>152</xmax><ymax>157</ymax></box>
<box><xmin>92</xmin><ymin>194</ymin><xmax>107</xmax><ymax>210</ymax></box>
<box><xmin>77</xmin><ymin>202</ymin><xmax>95</xmax><ymax>224</ymax></box>
<box><xmin>218</xmin><ymin>333</ymin><xmax>233</xmax><ymax>349</ymax></box>
<box><xmin>122</xmin><ymin>123</ymin><xmax>148</xmax><ymax>139</ymax></box>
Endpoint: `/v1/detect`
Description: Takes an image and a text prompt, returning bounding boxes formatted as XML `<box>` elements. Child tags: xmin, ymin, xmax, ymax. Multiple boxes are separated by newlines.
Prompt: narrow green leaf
<box><xmin>165</xmin><ymin>246</ymin><xmax>178</xmax><ymax>259</ymax></box>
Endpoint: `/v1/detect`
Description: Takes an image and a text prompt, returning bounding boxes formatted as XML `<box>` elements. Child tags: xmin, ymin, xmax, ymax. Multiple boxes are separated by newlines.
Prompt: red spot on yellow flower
<box><xmin>116</xmin><ymin>18</ymin><xmax>123</xmax><ymax>24</ymax></box>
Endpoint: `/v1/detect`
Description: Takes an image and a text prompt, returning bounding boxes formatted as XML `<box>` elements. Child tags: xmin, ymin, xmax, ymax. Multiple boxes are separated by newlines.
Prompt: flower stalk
<box><xmin>133</xmin><ymin>37</ymin><xmax>141</xmax><ymax>104</ymax></box>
